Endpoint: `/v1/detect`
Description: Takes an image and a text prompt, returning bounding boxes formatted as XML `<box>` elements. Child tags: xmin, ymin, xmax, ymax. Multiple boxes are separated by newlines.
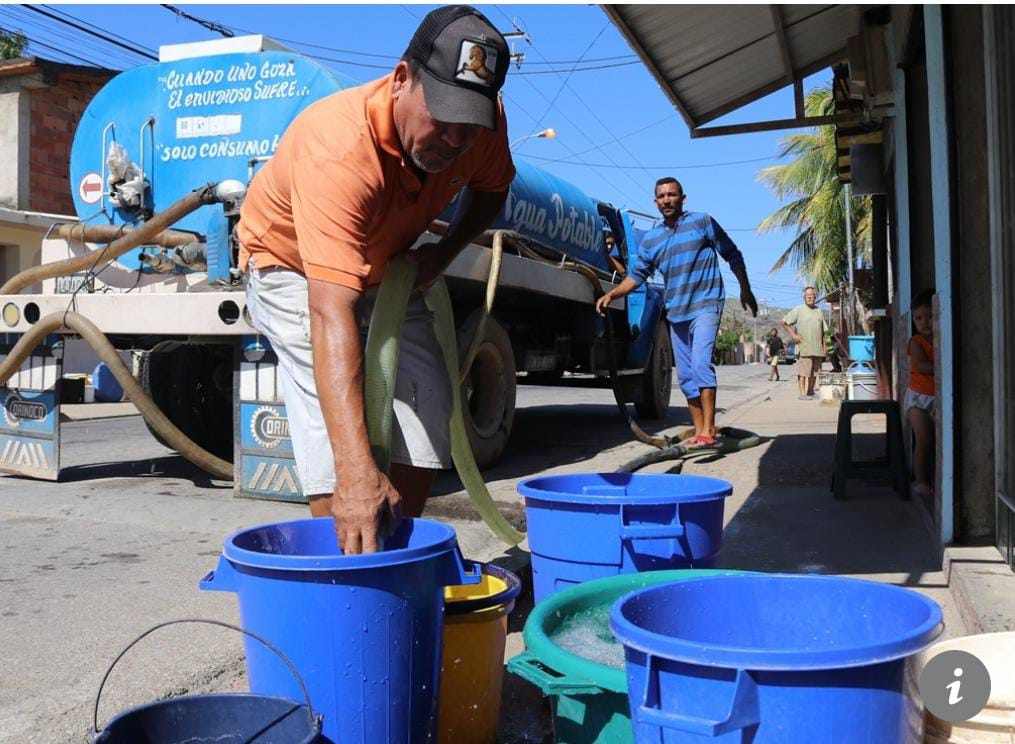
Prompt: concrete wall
<box><xmin>950</xmin><ymin>7</ymin><xmax>996</xmax><ymax>541</ymax></box>
<box><xmin>0</xmin><ymin>88</ymin><xmax>29</xmax><ymax>211</ymax></box>
<box><xmin>0</xmin><ymin>223</ymin><xmax>43</xmax><ymax>289</ymax></box>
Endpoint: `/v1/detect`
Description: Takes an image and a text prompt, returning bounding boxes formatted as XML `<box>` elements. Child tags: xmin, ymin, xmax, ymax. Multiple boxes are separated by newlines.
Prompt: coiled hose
<box><xmin>514</xmin><ymin>244</ymin><xmax>764</xmax><ymax>472</ymax></box>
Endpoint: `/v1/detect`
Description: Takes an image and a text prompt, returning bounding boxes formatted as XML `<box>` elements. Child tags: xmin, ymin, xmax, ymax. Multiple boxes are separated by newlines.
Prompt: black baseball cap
<box><xmin>404</xmin><ymin>5</ymin><xmax>509</xmax><ymax>130</ymax></box>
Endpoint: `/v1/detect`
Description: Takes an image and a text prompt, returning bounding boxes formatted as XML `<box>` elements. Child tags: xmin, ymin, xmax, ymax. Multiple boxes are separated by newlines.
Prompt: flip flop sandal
<box><xmin>685</xmin><ymin>434</ymin><xmax>718</xmax><ymax>450</ymax></box>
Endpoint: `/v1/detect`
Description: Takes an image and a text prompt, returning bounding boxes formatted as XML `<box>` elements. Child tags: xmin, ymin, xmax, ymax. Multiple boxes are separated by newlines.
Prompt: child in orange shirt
<box><xmin>905</xmin><ymin>289</ymin><xmax>935</xmax><ymax>498</ymax></box>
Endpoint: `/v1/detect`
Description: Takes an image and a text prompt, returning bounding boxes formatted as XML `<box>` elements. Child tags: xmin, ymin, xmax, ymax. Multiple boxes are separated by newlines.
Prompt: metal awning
<box><xmin>603</xmin><ymin>5</ymin><xmax>861</xmax><ymax>137</ymax></box>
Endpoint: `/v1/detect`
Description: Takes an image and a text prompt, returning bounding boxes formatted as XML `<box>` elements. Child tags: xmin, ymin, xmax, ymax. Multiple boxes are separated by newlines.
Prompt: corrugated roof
<box><xmin>604</xmin><ymin>5</ymin><xmax>860</xmax><ymax>130</ymax></box>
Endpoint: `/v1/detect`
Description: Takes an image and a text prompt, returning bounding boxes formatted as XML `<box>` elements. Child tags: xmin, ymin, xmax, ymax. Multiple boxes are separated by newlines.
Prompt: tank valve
<box><xmin>214</xmin><ymin>180</ymin><xmax>247</xmax><ymax>210</ymax></box>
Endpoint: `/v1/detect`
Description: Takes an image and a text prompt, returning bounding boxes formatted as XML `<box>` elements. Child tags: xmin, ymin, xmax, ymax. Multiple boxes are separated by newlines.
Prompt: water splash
<box><xmin>549</xmin><ymin>606</ymin><xmax>625</xmax><ymax>670</ymax></box>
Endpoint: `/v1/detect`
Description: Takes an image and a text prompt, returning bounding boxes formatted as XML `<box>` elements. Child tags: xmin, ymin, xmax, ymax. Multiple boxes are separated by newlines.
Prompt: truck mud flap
<box><xmin>234</xmin><ymin>336</ymin><xmax>305</xmax><ymax>502</ymax></box>
<box><xmin>0</xmin><ymin>336</ymin><xmax>62</xmax><ymax>480</ymax></box>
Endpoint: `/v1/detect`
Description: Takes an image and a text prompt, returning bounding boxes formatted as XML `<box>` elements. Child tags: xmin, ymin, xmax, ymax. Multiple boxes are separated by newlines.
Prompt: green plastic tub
<box><xmin>507</xmin><ymin>569</ymin><xmax>735</xmax><ymax>744</ymax></box>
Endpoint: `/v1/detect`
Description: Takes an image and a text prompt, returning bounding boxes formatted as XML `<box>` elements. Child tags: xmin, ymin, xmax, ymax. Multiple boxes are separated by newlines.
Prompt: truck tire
<box><xmin>457</xmin><ymin>313</ymin><xmax>516</xmax><ymax>469</ymax></box>
<box><xmin>635</xmin><ymin>319</ymin><xmax>673</xmax><ymax>419</ymax></box>
<box><xmin>139</xmin><ymin>344</ymin><xmax>234</xmax><ymax>462</ymax></box>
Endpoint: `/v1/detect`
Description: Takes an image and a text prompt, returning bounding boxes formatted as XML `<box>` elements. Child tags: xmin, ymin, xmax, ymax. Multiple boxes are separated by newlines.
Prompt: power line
<box><xmin>520</xmin><ymin>153</ymin><xmax>802</xmax><ymax>170</ymax></box>
<box><xmin>524</xmin><ymin>54</ymin><xmax>637</xmax><ymax>65</ymax></box>
<box><xmin>229</xmin><ymin>24</ymin><xmax>400</xmax><ymax>59</ymax></box>
<box><xmin>0</xmin><ymin>7</ymin><xmax>141</xmax><ymax>69</ymax></box>
<box><xmin>506</xmin><ymin>65</ymin><xmax>649</xmax><ymax>208</ymax></box>
<box><xmin>161</xmin><ymin>5</ymin><xmax>233</xmax><ymax>38</ymax></box>
<box><xmin>514</xmin><ymin>59</ymin><xmax>641</xmax><ymax>75</ymax></box>
<box><xmin>503</xmin><ymin>9</ymin><xmax>656</xmax><ymax>185</ymax></box>
<box><xmin>41</xmin><ymin>4</ymin><xmax>157</xmax><ymax>55</ymax></box>
<box><xmin>224</xmin><ymin>22</ymin><xmax>635</xmax><ymax>67</ymax></box>
<box><xmin>493</xmin><ymin>7</ymin><xmax>653</xmax><ymax>206</ymax></box>
<box><xmin>525</xmin><ymin>20</ymin><xmax>607</xmax><ymax>135</ymax></box>
<box><xmin>23</xmin><ymin>5</ymin><xmax>156</xmax><ymax>60</ymax></box>
<box><xmin>527</xmin><ymin>113</ymin><xmax>677</xmax><ymax>163</ymax></box>
<box><xmin>11</xmin><ymin>29</ymin><xmax>108</xmax><ymax>67</ymax></box>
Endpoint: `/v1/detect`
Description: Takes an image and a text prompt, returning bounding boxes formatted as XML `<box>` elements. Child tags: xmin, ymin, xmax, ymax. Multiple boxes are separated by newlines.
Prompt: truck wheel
<box><xmin>457</xmin><ymin>313</ymin><xmax>516</xmax><ymax>469</ymax></box>
<box><xmin>635</xmin><ymin>319</ymin><xmax>673</xmax><ymax>419</ymax></box>
<box><xmin>139</xmin><ymin>344</ymin><xmax>234</xmax><ymax>462</ymax></box>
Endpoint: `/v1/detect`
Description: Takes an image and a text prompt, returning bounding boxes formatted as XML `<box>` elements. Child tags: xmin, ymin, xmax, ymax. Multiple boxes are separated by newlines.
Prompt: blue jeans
<box><xmin>669</xmin><ymin>306</ymin><xmax>722</xmax><ymax>400</ymax></box>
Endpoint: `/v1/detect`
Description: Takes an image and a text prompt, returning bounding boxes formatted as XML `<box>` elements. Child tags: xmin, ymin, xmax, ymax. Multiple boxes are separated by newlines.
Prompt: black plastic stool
<box><xmin>831</xmin><ymin>399</ymin><xmax>910</xmax><ymax>500</ymax></box>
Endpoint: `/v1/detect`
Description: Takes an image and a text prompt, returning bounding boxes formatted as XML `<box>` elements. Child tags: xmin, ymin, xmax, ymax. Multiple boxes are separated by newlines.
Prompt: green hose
<box><xmin>364</xmin><ymin>256</ymin><xmax>524</xmax><ymax>546</ymax></box>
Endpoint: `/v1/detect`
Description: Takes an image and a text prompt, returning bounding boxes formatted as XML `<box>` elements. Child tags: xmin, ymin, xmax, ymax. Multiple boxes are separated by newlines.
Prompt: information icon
<box><xmin>918</xmin><ymin>649</ymin><xmax>991</xmax><ymax>723</ymax></box>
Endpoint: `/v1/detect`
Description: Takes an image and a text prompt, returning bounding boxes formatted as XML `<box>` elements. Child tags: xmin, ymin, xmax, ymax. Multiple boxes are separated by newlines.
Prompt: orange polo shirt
<box><xmin>237</xmin><ymin>74</ymin><xmax>515</xmax><ymax>290</ymax></box>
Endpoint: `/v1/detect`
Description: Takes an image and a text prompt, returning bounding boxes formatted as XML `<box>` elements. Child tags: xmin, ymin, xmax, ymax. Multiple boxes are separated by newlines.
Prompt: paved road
<box><xmin>0</xmin><ymin>365</ymin><xmax>772</xmax><ymax>743</ymax></box>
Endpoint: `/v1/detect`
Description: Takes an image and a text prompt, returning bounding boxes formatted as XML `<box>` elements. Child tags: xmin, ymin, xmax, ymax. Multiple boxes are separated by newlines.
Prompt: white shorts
<box><xmin>904</xmin><ymin>388</ymin><xmax>935</xmax><ymax>416</ymax></box>
<box><xmin>244</xmin><ymin>263</ymin><xmax>452</xmax><ymax>495</ymax></box>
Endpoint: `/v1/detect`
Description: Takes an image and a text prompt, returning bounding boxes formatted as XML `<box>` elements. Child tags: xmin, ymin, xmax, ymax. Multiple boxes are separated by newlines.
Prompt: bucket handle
<box><xmin>638</xmin><ymin>659</ymin><xmax>759</xmax><ymax>737</ymax></box>
<box><xmin>506</xmin><ymin>651</ymin><xmax>605</xmax><ymax>696</ymax></box>
<box><xmin>92</xmin><ymin>618</ymin><xmax>321</xmax><ymax>735</ymax></box>
<box><xmin>619</xmin><ymin>504</ymin><xmax>685</xmax><ymax>541</ymax></box>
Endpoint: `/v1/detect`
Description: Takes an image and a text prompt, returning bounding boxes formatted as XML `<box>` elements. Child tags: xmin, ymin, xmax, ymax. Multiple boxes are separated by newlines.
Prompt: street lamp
<box><xmin>510</xmin><ymin>128</ymin><xmax>556</xmax><ymax>149</ymax></box>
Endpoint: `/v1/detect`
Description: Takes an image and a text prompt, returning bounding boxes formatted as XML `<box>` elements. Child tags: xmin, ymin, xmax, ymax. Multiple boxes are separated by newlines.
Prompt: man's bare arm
<box><xmin>307</xmin><ymin>277</ymin><xmax>400</xmax><ymax>554</ymax></box>
<box><xmin>412</xmin><ymin>188</ymin><xmax>508</xmax><ymax>289</ymax></box>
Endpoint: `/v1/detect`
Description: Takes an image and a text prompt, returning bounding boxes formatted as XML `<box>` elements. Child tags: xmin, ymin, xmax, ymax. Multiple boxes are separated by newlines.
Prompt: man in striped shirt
<box><xmin>595</xmin><ymin>177</ymin><xmax>757</xmax><ymax>447</ymax></box>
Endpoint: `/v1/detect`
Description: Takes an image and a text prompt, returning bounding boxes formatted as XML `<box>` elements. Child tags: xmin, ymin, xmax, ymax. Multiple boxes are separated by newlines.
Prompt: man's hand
<box><xmin>333</xmin><ymin>464</ymin><xmax>401</xmax><ymax>554</ymax></box>
<box><xmin>741</xmin><ymin>288</ymin><xmax>758</xmax><ymax>317</ymax></box>
<box><xmin>595</xmin><ymin>290</ymin><xmax>615</xmax><ymax>317</ymax></box>
<box><xmin>406</xmin><ymin>241</ymin><xmax>457</xmax><ymax>292</ymax></box>
<box><xmin>793</xmin><ymin>333</ymin><xmax>804</xmax><ymax>344</ymax></box>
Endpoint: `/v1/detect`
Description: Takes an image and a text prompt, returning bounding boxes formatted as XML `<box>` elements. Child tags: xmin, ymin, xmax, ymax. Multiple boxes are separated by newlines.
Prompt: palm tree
<box><xmin>756</xmin><ymin>85</ymin><xmax>871</xmax><ymax>296</ymax></box>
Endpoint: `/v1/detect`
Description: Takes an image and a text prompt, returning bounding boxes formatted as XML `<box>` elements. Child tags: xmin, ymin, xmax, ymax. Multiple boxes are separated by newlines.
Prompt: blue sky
<box><xmin>4</xmin><ymin>3</ymin><xmax>832</xmax><ymax>309</ymax></box>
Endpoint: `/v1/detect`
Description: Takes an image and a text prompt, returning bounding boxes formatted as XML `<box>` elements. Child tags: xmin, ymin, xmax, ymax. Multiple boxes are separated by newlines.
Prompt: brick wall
<box><xmin>28</xmin><ymin>75</ymin><xmax>105</xmax><ymax>215</ymax></box>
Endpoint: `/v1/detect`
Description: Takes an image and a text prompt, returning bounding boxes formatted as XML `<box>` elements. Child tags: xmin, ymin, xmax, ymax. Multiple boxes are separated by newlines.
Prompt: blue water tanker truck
<box><xmin>0</xmin><ymin>36</ymin><xmax>670</xmax><ymax>499</ymax></box>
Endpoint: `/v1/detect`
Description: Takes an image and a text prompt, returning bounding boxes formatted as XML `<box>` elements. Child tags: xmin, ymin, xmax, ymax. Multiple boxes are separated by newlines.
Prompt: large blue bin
<box><xmin>92</xmin><ymin>362</ymin><xmax>124</xmax><ymax>402</ymax></box>
<box><xmin>610</xmin><ymin>574</ymin><xmax>944</xmax><ymax>743</ymax></box>
<box><xmin>518</xmin><ymin>473</ymin><xmax>732</xmax><ymax>602</ymax></box>
<box><xmin>200</xmin><ymin>517</ymin><xmax>478</xmax><ymax>744</ymax></box>
<box><xmin>848</xmin><ymin>335</ymin><xmax>875</xmax><ymax>362</ymax></box>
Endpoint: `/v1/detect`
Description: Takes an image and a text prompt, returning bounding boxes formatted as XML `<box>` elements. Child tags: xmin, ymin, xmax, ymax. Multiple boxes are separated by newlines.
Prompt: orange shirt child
<box><xmin>908</xmin><ymin>334</ymin><xmax>934</xmax><ymax>395</ymax></box>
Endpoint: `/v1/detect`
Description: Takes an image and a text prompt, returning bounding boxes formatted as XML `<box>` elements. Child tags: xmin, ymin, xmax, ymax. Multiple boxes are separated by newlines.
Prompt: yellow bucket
<box><xmin>439</xmin><ymin>563</ymin><xmax>521</xmax><ymax>744</ymax></box>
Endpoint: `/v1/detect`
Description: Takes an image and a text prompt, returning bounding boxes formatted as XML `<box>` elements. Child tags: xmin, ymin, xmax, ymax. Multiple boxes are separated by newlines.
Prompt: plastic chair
<box><xmin>831</xmin><ymin>399</ymin><xmax>910</xmax><ymax>501</ymax></box>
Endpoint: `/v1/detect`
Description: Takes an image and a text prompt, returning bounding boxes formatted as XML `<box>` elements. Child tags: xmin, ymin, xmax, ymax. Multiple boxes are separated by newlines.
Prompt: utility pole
<box><xmin>844</xmin><ymin>184</ymin><xmax>855</xmax><ymax>336</ymax></box>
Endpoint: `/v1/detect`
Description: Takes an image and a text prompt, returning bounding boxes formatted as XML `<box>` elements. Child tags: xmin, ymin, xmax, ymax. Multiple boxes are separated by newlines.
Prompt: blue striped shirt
<box><xmin>630</xmin><ymin>211</ymin><xmax>745</xmax><ymax>323</ymax></box>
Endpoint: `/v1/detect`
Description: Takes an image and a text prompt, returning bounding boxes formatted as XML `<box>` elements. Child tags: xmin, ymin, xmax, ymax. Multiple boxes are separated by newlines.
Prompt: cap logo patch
<box><xmin>456</xmin><ymin>40</ymin><xmax>497</xmax><ymax>87</ymax></box>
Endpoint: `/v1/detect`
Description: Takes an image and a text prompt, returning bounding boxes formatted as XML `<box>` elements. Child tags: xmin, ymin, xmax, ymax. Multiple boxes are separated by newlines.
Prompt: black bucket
<box><xmin>92</xmin><ymin>619</ymin><xmax>323</xmax><ymax>744</ymax></box>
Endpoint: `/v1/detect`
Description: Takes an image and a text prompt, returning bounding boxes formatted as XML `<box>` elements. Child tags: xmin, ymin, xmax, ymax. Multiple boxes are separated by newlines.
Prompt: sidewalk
<box><xmin>60</xmin><ymin>400</ymin><xmax>137</xmax><ymax>421</ymax></box>
<box><xmin>680</xmin><ymin>378</ymin><xmax>1015</xmax><ymax>638</ymax></box>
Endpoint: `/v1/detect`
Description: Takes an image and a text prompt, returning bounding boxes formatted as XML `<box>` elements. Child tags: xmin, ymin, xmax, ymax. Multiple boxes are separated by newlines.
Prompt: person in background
<box><xmin>604</xmin><ymin>228</ymin><xmax>626</xmax><ymax>277</ymax></box>
<box><xmin>239</xmin><ymin>5</ymin><xmax>514</xmax><ymax>554</ymax></box>
<box><xmin>595</xmin><ymin>177</ymin><xmax>757</xmax><ymax>448</ymax></box>
<box><xmin>906</xmin><ymin>289</ymin><xmax>936</xmax><ymax>499</ymax></box>
<box><xmin>765</xmin><ymin>327</ymin><xmax>784</xmax><ymax>381</ymax></box>
<box><xmin>782</xmin><ymin>287</ymin><xmax>828</xmax><ymax>399</ymax></box>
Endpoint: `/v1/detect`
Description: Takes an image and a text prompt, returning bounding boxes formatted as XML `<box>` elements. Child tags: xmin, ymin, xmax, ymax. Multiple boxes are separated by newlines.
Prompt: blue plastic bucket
<box><xmin>848</xmin><ymin>335</ymin><xmax>875</xmax><ymax>362</ymax></box>
<box><xmin>93</xmin><ymin>619</ymin><xmax>323</xmax><ymax>744</ymax></box>
<box><xmin>200</xmin><ymin>517</ymin><xmax>479</xmax><ymax>744</ymax></box>
<box><xmin>518</xmin><ymin>473</ymin><xmax>733</xmax><ymax>602</ymax></box>
<box><xmin>610</xmin><ymin>574</ymin><xmax>944</xmax><ymax>743</ymax></box>
<box><xmin>91</xmin><ymin>362</ymin><xmax>124</xmax><ymax>402</ymax></box>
